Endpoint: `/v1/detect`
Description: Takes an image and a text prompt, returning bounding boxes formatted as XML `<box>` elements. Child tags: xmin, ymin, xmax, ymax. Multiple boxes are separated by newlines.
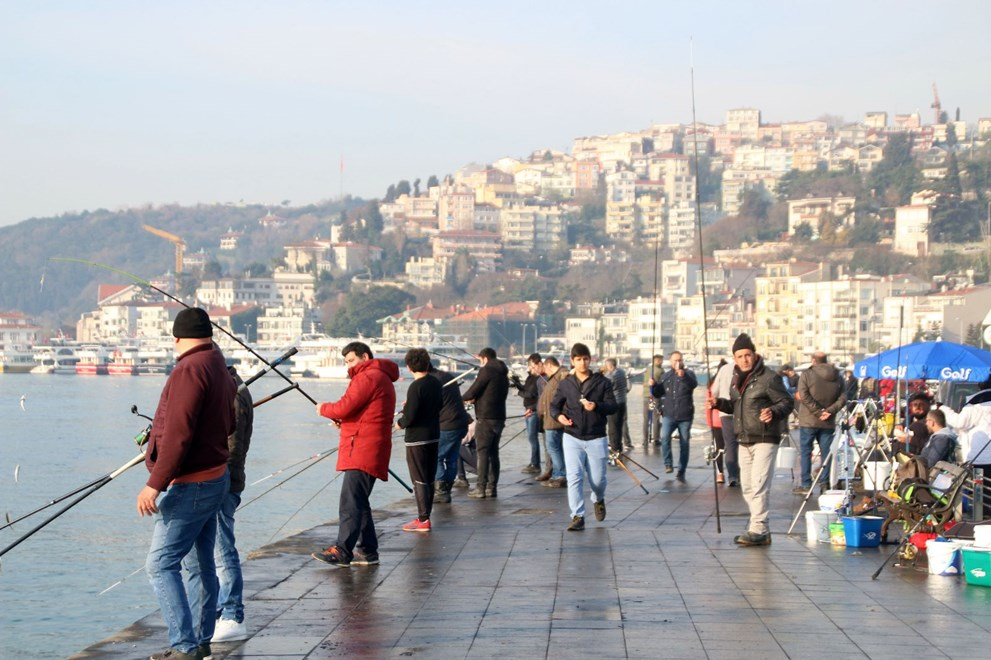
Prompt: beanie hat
<box><xmin>172</xmin><ymin>308</ymin><xmax>213</xmax><ymax>339</ymax></box>
<box><xmin>732</xmin><ymin>333</ymin><xmax>755</xmax><ymax>354</ymax></box>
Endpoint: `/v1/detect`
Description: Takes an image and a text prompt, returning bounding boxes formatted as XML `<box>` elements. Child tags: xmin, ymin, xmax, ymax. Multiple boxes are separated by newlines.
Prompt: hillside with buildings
<box><xmin>2</xmin><ymin>105</ymin><xmax>991</xmax><ymax>368</ymax></box>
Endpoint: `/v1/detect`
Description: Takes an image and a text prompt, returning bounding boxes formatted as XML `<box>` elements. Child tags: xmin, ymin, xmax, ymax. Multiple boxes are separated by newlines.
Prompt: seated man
<box><xmin>919</xmin><ymin>409</ymin><xmax>957</xmax><ymax>470</ymax></box>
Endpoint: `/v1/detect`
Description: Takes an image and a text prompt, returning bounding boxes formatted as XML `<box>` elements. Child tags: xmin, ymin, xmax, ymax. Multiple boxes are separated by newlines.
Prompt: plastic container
<box><xmin>829</xmin><ymin>522</ymin><xmax>846</xmax><ymax>546</ymax></box>
<box><xmin>842</xmin><ymin>516</ymin><xmax>883</xmax><ymax>548</ymax></box>
<box><xmin>926</xmin><ymin>539</ymin><xmax>962</xmax><ymax>576</ymax></box>
<box><xmin>776</xmin><ymin>445</ymin><xmax>797</xmax><ymax>470</ymax></box>
<box><xmin>861</xmin><ymin>461</ymin><xmax>892</xmax><ymax>492</ymax></box>
<box><xmin>961</xmin><ymin>547</ymin><xmax>991</xmax><ymax>587</ymax></box>
<box><xmin>805</xmin><ymin>511</ymin><xmax>834</xmax><ymax>543</ymax></box>
<box><xmin>974</xmin><ymin>524</ymin><xmax>991</xmax><ymax>549</ymax></box>
<box><xmin>818</xmin><ymin>490</ymin><xmax>846</xmax><ymax>513</ymax></box>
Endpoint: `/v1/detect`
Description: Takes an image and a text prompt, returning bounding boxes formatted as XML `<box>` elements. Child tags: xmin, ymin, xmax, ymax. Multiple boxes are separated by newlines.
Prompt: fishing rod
<box><xmin>610</xmin><ymin>450</ymin><xmax>649</xmax><ymax>494</ymax></box>
<box><xmin>239</xmin><ymin>450</ymin><xmax>337</xmax><ymax>510</ymax></box>
<box><xmin>375</xmin><ymin>336</ymin><xmax>478</xmax><ymax>369</ymax></box>
<box><xmin>612</xmin><ymin>450</ymin><xmax>661</xmax><ymax>480</ymax></box>
<box><xmin>0</xmin><ymin>453</ymin><xmax>145</xmax><ymax>559</ymax></box>
<box><xmin>689</xmin><ymin>39</ymin><xmax>721</xmax><ymax>534</ymax></box>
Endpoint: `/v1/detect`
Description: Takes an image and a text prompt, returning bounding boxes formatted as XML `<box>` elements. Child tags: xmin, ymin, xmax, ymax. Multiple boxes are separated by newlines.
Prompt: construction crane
<box><xmin>142</xmin><ymin>224</ymin><xmax>185</xmax><ymax>274</ymax></box>
<box><xmin>931</xmin><ymin>82</ymin><xmax>943</xmax><ymax>125</ymax></box>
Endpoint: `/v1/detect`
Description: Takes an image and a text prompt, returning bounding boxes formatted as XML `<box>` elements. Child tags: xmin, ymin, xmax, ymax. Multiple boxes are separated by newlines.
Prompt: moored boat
<box><xmin>75</xmin><ymin>346</ymin><xmax>110</xmax><ymax>375</ymax></box>
<box><xmin>0</xmin><ymin>346</ymin><xmax>38</xmax><ymax>373</ymax></box>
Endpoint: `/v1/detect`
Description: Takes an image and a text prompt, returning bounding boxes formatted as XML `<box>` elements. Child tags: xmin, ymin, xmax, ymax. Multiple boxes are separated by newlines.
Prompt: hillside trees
<box><xmin>326</xmin><ymin>285</ymin><xmax>415</xmax><ymax>337</ymax></box>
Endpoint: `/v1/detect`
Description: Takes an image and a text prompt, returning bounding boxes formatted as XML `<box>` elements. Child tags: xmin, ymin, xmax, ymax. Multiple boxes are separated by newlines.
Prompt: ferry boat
<box><xmin>290</xmin><ymin>334</ymin><xmax>351</xmax><ymax>379</ymax></box>
<box><xmin>107</xmin><ymin>348</ymin><xmax>138</xmax><ymax>376</ymax></box>
<box><xmin>31</xmin><ymin>346</ymin><xmax>80</xmax><ymax>374</ymax></box>
<box><xmin>0</xmin><ymin>346</ymin><xmax>37</xmax><ymax>373</ymax></box>
<box><xmin>136</xmin><ymin>346</ymin><xmax>173</xmax><ymax>375</ymax></box>
<box><xmin>75</xmin><ymin>346</ymin><xmax>110</xmax><ymax>375</ymax></box>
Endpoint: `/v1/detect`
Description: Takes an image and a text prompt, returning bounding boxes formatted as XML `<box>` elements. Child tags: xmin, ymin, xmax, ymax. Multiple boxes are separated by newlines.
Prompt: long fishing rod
<box><xmin>0</xmin><ymin>453</ymin><xmax>145</xmax><ymax>559</ymax></box>
<box><xmin>689</xmin><ymin>38</ymin><xmax>721</xmax><ymax>534</ymax></box>
<box><xmin>611</xmin><ymin>451</ymin><xmax>649</xmax><ymax>494</ymax></box>
<box><xmin>1</xmin><ymin>474</ymin><xmax>113</xmax><ymax>532</ymax></box>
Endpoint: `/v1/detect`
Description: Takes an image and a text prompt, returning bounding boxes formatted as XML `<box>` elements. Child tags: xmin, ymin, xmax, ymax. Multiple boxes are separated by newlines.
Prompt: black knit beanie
<box><xmin>732</xmin><ymin>333</ymin><xmax>756</xmax><ymax>354</ymax></box>
<box><xmin>172</xmin><ymin>308</ymin><xmax>213</xmax><ymax>339</ymax></box>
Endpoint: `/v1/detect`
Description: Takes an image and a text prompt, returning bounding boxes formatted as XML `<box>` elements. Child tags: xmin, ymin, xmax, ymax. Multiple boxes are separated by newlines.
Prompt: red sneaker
<box><xmin>402</xmin><ymin>518</ymin><xmax>432</xmax><ymax>532</ymax></box>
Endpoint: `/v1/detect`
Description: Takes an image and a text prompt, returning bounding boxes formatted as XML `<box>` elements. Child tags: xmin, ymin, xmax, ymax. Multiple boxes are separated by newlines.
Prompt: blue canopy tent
<box><xmin>854</xmin><ymin>341</ymin><xmax>991</xmax><ymax>383</ymax></box>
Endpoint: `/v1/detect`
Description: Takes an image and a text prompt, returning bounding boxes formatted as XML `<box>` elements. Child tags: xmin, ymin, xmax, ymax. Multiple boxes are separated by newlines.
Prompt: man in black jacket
<box><xmin>430</xmin><ymin>364</ymin><xmax>473</xmax><ymax>503</ymax></box>
<box><xmin>521</xmin><ymin>353</ymin><xmax>544</xmax><ymax>474</ymax></box>
<box><xmin>462</xmin><ymin>347</ymin><xmax>510</xmax><ymax>499</ymax></box>
<box><xmin>550</xmin><ymin>343</ymin><xmax>617</xmax><ymax>531</ymax></box>
<box><xmin>708</xmin><ymin>333</ymin><xmax>793</xmax><ymax>547</ymax></box>
<box><xmin>652</xmin><ymin>350</ymin><xmax>698</xmax><ymax>480</ymax></box>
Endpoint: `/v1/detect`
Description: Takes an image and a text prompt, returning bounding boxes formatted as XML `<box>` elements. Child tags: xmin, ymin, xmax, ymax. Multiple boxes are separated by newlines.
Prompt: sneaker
<box><xmin>676</xmin><ymin>470</ymin><xmax>685</xmax><ymax>481</ymax></box>
<box><xmin>716</xmin><ymin>472</ymin><xmax>725</xmax><ymax>484</ymax></box>
<box><xmin>594</xmin><ymin>500</ymin><xmax>606</xmax><ymax>521</ymax></box>
<box><xmin>485</xmin><ymin>485</ymin><xmax>497</xmax><ymax>498</ymax></box>
<box><xmin>665</xmin><ymin>466</ymin><xmax>673</xmax><ymax>474</ymax></box>
<box><xmin>567</xmin><ymin>515</ymin><xmax>585</xmax><ymax>531</ymax></box>
<box><xmin>734</xmin><ymin>531</ymin><xmax>772</xmax><ymax>546</ymax></box>
<box><xmin>212</xmin><ymin>617</ymin><xmax>248</xmax><ymax>642</ymax></box>
<box><xmin>452</xmin><ymin>477</ymin><xmax>470</xmax><ymax>489</ymax></box>
<box><xmin>198</xmin><ymin>644</ymin><xmax>212</xmax><ymax>660</ymax></box>
<box><xmin>467</xmin><ymin>486</ymin><xmax>486</xmax><ymax>499</ymax></box>
<box><xmin>543</xmin><ymin>477</ymin><xmax>567</xmax><ymax>488</ymax></box>
<box><xmin>311</xmin><ymin>545</ymin><xmax>350</xmax><ymax>567</ymax></box>
<box><xmin>792</xmin><ymin>486</ymin><xmax>811</xmax><ymax>495</ymax></box>
<box><xmin>150</xmin><ymin>649</ymin><xmax>198</xmax><ymax>660</ymax></box>
<box><xmin>535</xmin><ymin>471</ymin><xmax>552</xmax><ymax>482</ymax></box>
<box><xmin>402</xmin><ymin>518</ymin><xmax>432</xmax><ymax>532</ymax></box>
<box><xmin>352</xmin><ymin>549</ymin><xmax>380</xmax><ymax>565</ymax></box>
<box><xmin>727</xmin><ymin>480</ymin><xmax>739</xmax><ymax>488</ymax></box>
<box><xmin>521</xmin><ymin>464</ymin><xmax>540</xmax><ymax>474</ymax></box>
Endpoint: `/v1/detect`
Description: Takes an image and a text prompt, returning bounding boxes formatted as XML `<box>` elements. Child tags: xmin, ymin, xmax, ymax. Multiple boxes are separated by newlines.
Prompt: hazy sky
<box><xmin>2</xmin><ymin>1</ymin><xmax>989</xmax><ymax>227</ymax></box>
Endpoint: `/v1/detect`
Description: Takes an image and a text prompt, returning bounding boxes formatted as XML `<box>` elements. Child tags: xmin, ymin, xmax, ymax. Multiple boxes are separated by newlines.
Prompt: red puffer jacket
<box><xmin>318</xmin><ymin>358</ymin><xmax>400</xmax><ymax>481</ymax></box>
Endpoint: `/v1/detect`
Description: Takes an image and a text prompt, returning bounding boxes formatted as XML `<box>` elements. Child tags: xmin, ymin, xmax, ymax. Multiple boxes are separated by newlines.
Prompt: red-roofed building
<box><xmin>445</xmin><ymin>302</ymin><xmax>537</xmax><ymax>357</ymax></box>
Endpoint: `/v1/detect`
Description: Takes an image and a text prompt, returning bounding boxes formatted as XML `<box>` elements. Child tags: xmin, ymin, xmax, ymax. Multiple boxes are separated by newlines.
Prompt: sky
<box><xmin>2</xmin><ymin>0</ymin><xmax>990</xmax><ymax>227</ymax></box>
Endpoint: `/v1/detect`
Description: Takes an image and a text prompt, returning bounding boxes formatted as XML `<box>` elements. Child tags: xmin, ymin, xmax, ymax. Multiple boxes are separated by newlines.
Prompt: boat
<box><xmin>75</xmin><ymin>346</ymin><xmax>110</xmax><ymax>375</ymax></box>
<box><xmin>291</xmin><ymin>334</ymin><xmax>352</xmax><ymax>379</ymax></box>
<box><xmin>136</xmin><ymin>346</ymin><xmax>173</xmax><ymax>375</ymax></box>
<box><xmin>31</xmin><ymin>346</ymin><xmax>80</xmax><ymax>374</ymax></box>
<box><xmin>0</xmin><ymin>346</ymin><xmax>38</xmax><ymax>373</ymax></box>
<box><xmin>107</xmin><ymin>348</ymin><xmax>138</xmax><ymax>376</ymax></box>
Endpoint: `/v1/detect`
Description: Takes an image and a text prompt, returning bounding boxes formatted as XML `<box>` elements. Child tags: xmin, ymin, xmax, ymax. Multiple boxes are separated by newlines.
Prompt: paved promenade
<box><xmin>76</xmin><ymin>406</ymin><xmax>991</xmax><ymax>659</ymax></box>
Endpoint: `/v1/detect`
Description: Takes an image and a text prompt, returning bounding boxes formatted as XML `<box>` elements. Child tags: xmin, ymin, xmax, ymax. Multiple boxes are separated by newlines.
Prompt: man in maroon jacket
<box><xmin>139</xmin><ymin>307</ymin><xmax>236</xmax><ymax>660</ymax></box>
<box><xmin>313</xmin><ymin>341</ymin><xmax>399</xmax><ymax>567</ymax></box>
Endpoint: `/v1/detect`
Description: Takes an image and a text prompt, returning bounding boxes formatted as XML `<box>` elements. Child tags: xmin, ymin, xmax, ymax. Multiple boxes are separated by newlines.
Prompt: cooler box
<box><xmin>805</xmin><ymin>511</ymin><xmax>833</xmax><ymax>543</ymax></box>
<box><xmin>926</xmin><ymin>539</ymin><xmax>962</xmax><ymax>576</ymax></box>
<box><xmin>962</xmin><ymin>547</ymin><xmax>991</xmax><ymax>587</ymax></box>
<box><xmin>842</xmin><ymin>516</ymin><xmax>883</xmax><ymax>548</ymax></box>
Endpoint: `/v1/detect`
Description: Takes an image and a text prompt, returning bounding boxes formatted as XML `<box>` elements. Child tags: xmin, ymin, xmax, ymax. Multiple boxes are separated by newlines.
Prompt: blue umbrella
<box><xmin>854</xmin><ymin>341</ymin><xmax>991</xmax><ymax>382</ymax></box>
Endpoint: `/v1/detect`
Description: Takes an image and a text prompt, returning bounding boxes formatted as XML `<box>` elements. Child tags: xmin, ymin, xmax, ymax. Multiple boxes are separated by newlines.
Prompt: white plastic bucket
<box><xmin>974</xmin><ymin>524</ymin><xmax>991</xmax><ymax>549</ymax></box>
<box><xmin>861</xmin><ymin>461</ymin><xmax>892</xmax><ymax>492</ymax></box>
<box><xmin>818</xmin><ymin>490</ymin><xmax>846</xmax><ymax>512</ymax></box>
<box><xmin>926</xmin><ymin>539</ymin><xmax>962</xmax><ymax>576</ymax></box>
<box><xmin>805</xmin><ymin>510</ymin><xmax>833</xmax><ymax>543</ymax></box>
<box><xmin>776</xmin><ymin>446</ymin><xmax>797</xmax><ymax>470</ymax></box>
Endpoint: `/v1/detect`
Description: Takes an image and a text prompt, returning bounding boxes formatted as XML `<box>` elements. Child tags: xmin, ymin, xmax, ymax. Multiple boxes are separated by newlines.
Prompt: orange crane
<box><xmin>931</xmin><ymin>82</ymin><xmax>942</xmax><ymax>125</ymax></box>
<box><xmin>142</xmin><ymin>224</ymin><xmax>185</xmax><ymax>274</ymax></box>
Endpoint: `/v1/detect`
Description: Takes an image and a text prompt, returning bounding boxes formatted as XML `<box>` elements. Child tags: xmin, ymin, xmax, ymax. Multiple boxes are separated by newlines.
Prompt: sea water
<box><xmin>0</xmin><ymin>373</ymin><xmax>422</xmax><ymax>659</ymax></box>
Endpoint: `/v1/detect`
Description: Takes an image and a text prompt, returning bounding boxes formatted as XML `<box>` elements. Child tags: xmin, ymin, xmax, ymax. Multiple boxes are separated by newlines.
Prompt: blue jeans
<box><xmin>660</xmin><ymin>417</ymin><xmax>692</xmax><ymax>472</ymax></box>
<box><xmin>545</xmin><ymin>428</ymin><xmax>566</xmax><ymax>479</ymax></box>
<box><xmin>799</xmin><ymin>427</ymin><xmax>834</xmax><ymax>487</ymax></box>
<box><xmin>563</xmin><ymin>435</ymin><xmax>608</xmax><ymax>519</ymax></box>
<box><xmin>525</xmin><ymin>413</ymin><xmax>541</xmax><ymax>468</ymax></box>
<box><xmin>148</xmin><ymin>472</ymin><xmax>229</xmax><ymax>653</ymax></box>
<box><xmin>436</xmin><ymin>426</ymin><xmax>468</xmax><ymax>482</ymax></box>
<box><xmin>215</xmin><ymin>491</ymin><xmax>243</xmax><ymax>622</ymax></box>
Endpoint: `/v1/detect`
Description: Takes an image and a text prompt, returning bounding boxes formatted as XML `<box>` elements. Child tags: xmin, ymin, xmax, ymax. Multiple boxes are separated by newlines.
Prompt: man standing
<box><xmin>520</xmin><ymin>353</ymin><xmax>544</xmax><ymax>474</ymax></box>
<box><xmin>462</xmin><ymin>347</ymin><xmax>510</xmax><ymax>499</ymax></box>
<box><xmin>794</xmin><ymin>352</ymin><xmax>846</xmax><ymax>495</ymax></box>
<box><xmin>712</xmin><ymin>357</ymin><xmax>740</xmax><ymax>487</ymax></box>
<box><xmin>550</xmin><ymin>343</ymin><xmax>617</xmax><ymax>531</ymax></box>
<box><xmin>396</xmin><ymin>348</ymin><xmax>443</xmax><ymax>532</ymax></box>
<box><xmin>602</xmin><ymin>358</ymin><xmax>631</xmax><ymax>454</ymax></box>
<box><xmin>140</xmin><ymin>308</ymin><xmax>235</xmax><ymax>660</ymax></box>
<box><xmin>642</xmin><ymin>354</ymin><xmax>664</xmax><ymax>447</ymax></box>
<box><xmin>313</xmin><ymin>342</ymin><xmax>399</xmax><ymax>567</ymax></box>
<box><xmin>652</xmin><ymin>351</ymin><xmax>698</xmax><ymax>480</ymax></box>
<box><xmin>537</xmin><ymin>356</ymin><xmax>569</xmax><ymax>487</ymax></box>
<box><xmin>708</xmin><ymin>333</ymin><xmax>793</xmax><ymax>547</ymax></box>
<box><xmin>430</xmin><ymin>363</ymin><xmax>472</xmax><ymax>504</ymax></box>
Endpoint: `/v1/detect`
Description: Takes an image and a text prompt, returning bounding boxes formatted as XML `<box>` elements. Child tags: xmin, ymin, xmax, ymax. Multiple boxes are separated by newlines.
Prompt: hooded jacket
<box><xmin>462</xmin><ymin>358</ymin><xmax>510</xmax><ymax>420</ymax></box>
<box><xmin>318</xmin><ymin>358</ymin><xmax>400</xmax><ymax>481</ymax></box>
<box><xmin>796</xmin><ymin>363</ymin><xmax>847</xmax><ymax>429</ymax></box>
<box><xmin>550</xmin><ymin>371</ymin><xmax>617</xmax><ymax>440</ymax></box>
<box><xmin>713</xmin><ymin>355</ymin><xmax>793</xmax><ymax>445</ymax></box>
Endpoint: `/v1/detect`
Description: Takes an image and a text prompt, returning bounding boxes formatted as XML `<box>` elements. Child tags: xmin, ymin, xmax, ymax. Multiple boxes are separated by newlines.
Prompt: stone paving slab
<box><xmin>76</xmin><ymin>405</ymin><xmax>991</xmax><ymax>659</ymax></box>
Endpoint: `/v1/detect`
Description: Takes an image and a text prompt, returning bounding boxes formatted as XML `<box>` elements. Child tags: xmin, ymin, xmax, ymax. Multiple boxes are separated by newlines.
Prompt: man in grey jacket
<box><xmin>795</xmin><ymin>352</ymin><xmax>846</xmax><ymax>494</ymax></box>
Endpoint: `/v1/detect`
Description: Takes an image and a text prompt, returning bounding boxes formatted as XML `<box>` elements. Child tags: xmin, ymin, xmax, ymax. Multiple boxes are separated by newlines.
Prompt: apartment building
<box><xmin>786</xmin><ymin>195</ymin><xmax>857</xmax><ymax>237</ymax></box>
<box><xmin>796</xmin><ymin>276</ymin><xmax>892</xmax><ymax>366</ymax></box>
<box><xmin>893</xmin><ymin>204</ymin><xmax>932</xmax><ymax>256</ymax></box>
<box><xmin>755</xmin><ymin>261</ymin><xmax>826</xmax><ymax>365</ymax></box>
<box><xmin>431</xmin><ymin>230</ymin><xmax>502</xmax><ymax>273</ymax></box>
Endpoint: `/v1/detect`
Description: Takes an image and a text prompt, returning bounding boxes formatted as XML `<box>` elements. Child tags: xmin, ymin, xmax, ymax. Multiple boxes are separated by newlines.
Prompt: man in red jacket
<box><xmin>312</xmin><ymin>342</ymin><xmax>399</xmax><ymax>567</ymax></box>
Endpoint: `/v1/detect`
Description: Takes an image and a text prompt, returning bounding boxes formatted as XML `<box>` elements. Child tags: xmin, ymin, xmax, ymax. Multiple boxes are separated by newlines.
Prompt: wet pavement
<box><xmin>75</xmin><ymin>400</ymin><xmax>991</xmax><ymax>659</ymax></box>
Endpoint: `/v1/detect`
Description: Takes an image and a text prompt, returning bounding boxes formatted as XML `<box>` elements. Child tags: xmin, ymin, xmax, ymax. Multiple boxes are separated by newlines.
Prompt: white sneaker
<box><xmin>212</xmin><ymin>618</ymin><xmax>248</xmax><ymax>642</ymax></box>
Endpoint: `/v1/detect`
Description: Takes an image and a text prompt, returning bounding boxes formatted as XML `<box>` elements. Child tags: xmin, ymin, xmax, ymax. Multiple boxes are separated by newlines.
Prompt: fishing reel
<box><xmin>703</xmin><ymin>444</ymin><xmax>723</xmax><ymax>465</ymax></box>
<box><xmin>131</xmin><ymin>405</ymin><xmax>153</xmax><ymax>447</ymax></box>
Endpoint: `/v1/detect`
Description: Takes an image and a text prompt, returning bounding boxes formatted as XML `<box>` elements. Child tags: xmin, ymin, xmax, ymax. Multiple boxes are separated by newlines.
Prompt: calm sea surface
<box><xmin>0</xmin><ymin>373</ymin><xmax>425</xmax><ymax>659</ymax></box>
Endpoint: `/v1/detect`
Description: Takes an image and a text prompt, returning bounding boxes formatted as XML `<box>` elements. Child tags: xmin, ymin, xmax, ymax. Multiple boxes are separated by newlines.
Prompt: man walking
<box><xmin>520</xmin><ymin>353</ymin><xmax>544</xmax><ymax>474</ymax></box>
<box><xmin>643</xmin><ymin>354</ymin><xmax>664</xmax><ymax>447</ymax></box>
<box><xmin>653</xmin><ymin>351</ymin><xmax>698</xmax><ymax>480</ymax></box>
<box><xmin>708</xmin><ymin>333</ymin><xmax>793</xmax><ymax>547</ymax></box>
<box><xmin>550</xmin><ymin>343</ymin><xmax>617</xmax><ymax>531</ymax></box>
<box><xmin>795</xmin><ymin>352</ymin><xmax>846</xmax><ymax>494</ymax></box>
<box><xmin>139</xmin><ymin>307</ymin><xmax>236</xmax><ymax>660</ymax></box>
<box><xmin>602</xmin><ymin>358</ymin><xmax>631</xmax><ymax>453</ymax></box>
<box><xmin>462</xmin><ymin>347</ymin><xmax>510</xmax><ymax>499</ymax></box>
<box><xmin>537</xmin><ymin>356</ymin><xmax>568</xmax><ymax>487</ymax></box>
<box><xmin>312</xmin><ymin>342</ymin><xmax>399</xmax><ymax>567</ymax></box>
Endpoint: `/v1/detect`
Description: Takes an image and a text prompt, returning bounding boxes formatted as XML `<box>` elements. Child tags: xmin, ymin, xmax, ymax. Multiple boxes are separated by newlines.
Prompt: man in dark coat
<box><xmin>462</xmin><ymin>347</ymin><xmax>510</xmax><ymax>499</ymax></box>
<box><xmin>794</xmin><ymin>352</ymin><xmax>846</xmax><ymax>494</ymax></box>
<box><xmin>651</xmin><ymin>350</ymin><xmax>698</xmax><ymax>480</ymax></box>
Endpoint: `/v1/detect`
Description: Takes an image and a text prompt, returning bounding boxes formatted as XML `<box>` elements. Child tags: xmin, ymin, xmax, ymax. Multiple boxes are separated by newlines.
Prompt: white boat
<box><xmin>0</xmin><ymin>346</ymin><xmax>38</xmax><ymax>373</ymax></box>
<box><xmin>291</xmin><ymin>334</ymin><xmax>352</xmax><ymax>379</ymax></box>
<box><xmin>31</xmin><ymin>346</ymin><xmax>80</xmax><ymax>374</ymax></box>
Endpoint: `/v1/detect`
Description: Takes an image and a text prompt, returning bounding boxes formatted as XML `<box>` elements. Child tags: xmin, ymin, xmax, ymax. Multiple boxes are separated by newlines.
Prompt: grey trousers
<box><xmin>739</xmin><ymin>442</ymin><xmax>778</xmax><ymax>535</ymax></box>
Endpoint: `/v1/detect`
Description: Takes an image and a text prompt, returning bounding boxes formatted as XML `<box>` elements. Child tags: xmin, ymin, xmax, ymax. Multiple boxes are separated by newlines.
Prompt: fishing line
<box><xmin>239</xmin><ymin>451</ymin><xmax>337</xmax><ymax>510</ymax></box>
<box><xmin>266</xmin><ymin>470</ymin><xmax>344</xmax><ymax>544</ymax></box>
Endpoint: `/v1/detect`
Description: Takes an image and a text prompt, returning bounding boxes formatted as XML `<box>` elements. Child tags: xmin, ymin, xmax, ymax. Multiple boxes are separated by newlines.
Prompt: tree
<box><xmin>426</xmin><ymin>175</ymin><xmax>439</xmax><ymax>189</ymax></box>
<box><xmin>413</xmin><ymin>178</ymin><xmax>421</xmax><ymax>197</ymax></box>
<box><xmin>448</xmin><ymin>249</ymin><xmax>475</xmax><ymax>296</ymax></box>
<box><xmin>326</xmin><ymin>286</ymin><xmax>415</xmax><ymax>337</ymax></box>
<box><xmin>366</xmin><ymin>201</ymin><xmax>384</xmax><ymax>235</ymax></box>
<box><xmin>793</xmin><ymin>223</ymin><xmax>814</xmax><ymax>242</ymax></box>
<box><xmin>384</xmin><ymin>184</ymin><xmax>397</xmax><ymax>203</ymax></box>
<box><xmin>396</xmin><ymin>180</ymin><xmax>412</xmax><ymax>197</ymax></box>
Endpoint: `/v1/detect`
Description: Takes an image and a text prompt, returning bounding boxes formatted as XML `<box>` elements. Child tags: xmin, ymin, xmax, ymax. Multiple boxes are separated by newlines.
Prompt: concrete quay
<box><xmin>76</xmin><ymin>413</ymin><xmax>991</xmax><ymax>659</ymax></box>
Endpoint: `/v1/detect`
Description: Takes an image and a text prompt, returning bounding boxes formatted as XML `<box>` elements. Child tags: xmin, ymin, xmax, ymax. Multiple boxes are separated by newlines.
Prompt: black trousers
<box><xmin>336</xmin><ymin>469</ymin><xmax>377</xmax><ymax>559</ymax></box>
<box><xmin>406</xmin><ymin>442</ymin><xmax>439</xmax><ymax>521</ymax></box>
<box><xmin>607</xmin><ymin>402</ymin><xmax>628</xmax><ymax>452</ymax></box>
<box><xmin>475</xmin><ymin>419</ymin><xmax>505</xmax><ymax>489</ymax></box>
